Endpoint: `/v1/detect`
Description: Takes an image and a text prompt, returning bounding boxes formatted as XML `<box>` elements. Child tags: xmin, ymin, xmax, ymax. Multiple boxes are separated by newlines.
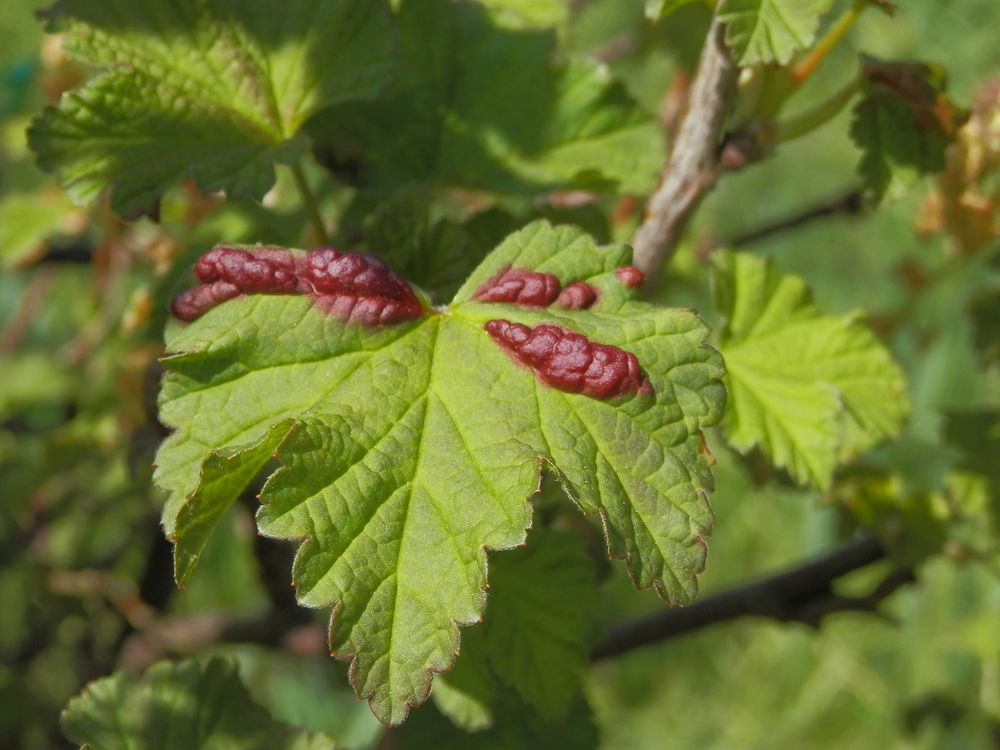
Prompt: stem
<box><xmin>591</xmin><ymin>534</ymin><xmax>915</xmax><ymax>661</ymax></box>
<box><xmin>775</xmin><ymin>77</ymin><xmax>861</xmax><ymax>143</ymax></box>
<box><xmin>715</xmin><ymin>187</ymin><xmax>864</xmax><ymax>249</ymax></box>
<box><xmin>791</xmin><ymin>1</ymin><xmax>866</xmax><ymax>87</ymax></box>
<box><xmin>631</xmin><ymin>16</ymin><xmax>738</xmax><ymax>278</ymax></box>
<box><xmin>290</xmin><ymin>162</ymin><xmax>330</xmax><ymax>245</ymax></box>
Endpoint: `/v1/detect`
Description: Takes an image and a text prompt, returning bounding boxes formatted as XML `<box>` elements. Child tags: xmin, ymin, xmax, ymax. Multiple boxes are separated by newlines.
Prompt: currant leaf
<box><xmin>154</xmin><ymin>221</ymin><xmax>725</xmax><ymax>725</ymax></box>
<box><xmin>432</xmin><ymin>524</ymin><xmax>598</xmax><ymax>729</ymax></box>
<box><xmin>645</xmin><ymin>0</ymin><xmax>705</xmax><ymax>21</ymax></box>
<box><xmin>398</xmin><ymin>693</ymin><xmax>598</xmax><ymax>750</ymax></box>
<box><xmin>479</xmin><ymin>528</ymin><xmax>598</xmax><ymax>719</ymax></box>
<box><xmin>719</xmin><ymin>0</ymin><xmax>834</xmax><ymax>66</ymax></box>
<box><xmin>28</xmin><ymin>0</ymin><xmax>394</xmax><ymax>214</ymax></box>
<box><xmin>713</xmin><ymin>251</ymin><xmax>909</xmax><ymax>489</ymax></box>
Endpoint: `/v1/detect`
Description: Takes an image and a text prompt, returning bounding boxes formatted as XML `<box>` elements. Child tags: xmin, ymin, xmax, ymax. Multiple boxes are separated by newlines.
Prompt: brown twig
<box><xmin>710</xmin><ymin>187</ymin><xmax>865</xmax><ymax>252</ymax></box>
<box><xmin>632</xmin><ymin>16</ymin><xmax>738</xmax><ymax>278</ymax></box>
<box><xmin>117</xmin><ymin>610</ymin><xmax>327</xmax><ymax>672</ymax></box>
<box><xmin>592</xmin><ymin>534</ymin><xmax>915</xmax><ymax>661</ymax></box>
<box><xmin>114</xmin><ymin>534</ymin><xmax>913</xmax><ymax>671</ymax></box>
<box><xmin>0</xmin><ymin>268</ymin><xmax>55</xmax><ymax>353</ymax></box>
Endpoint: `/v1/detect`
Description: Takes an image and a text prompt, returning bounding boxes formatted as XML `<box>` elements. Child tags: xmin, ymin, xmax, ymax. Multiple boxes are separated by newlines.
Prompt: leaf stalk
<box><xmin>791</xmin><ymin>1</ymin><xmax>867</xmax><ymax>87</ymax></box>
<box><xmin>290</xmin><ymin>162</ymin><xmax>331</xmax><ymax>245</ymax></box>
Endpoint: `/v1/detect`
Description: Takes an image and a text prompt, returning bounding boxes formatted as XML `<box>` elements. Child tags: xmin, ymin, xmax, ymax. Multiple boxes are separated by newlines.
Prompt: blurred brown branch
<box><xmin>114</xmin><ymin>533</ymin><xmax>915</xmax><ymax>671</ymax></box>
<box><xmin>707</xmin><ymin>187</ymin><xmax>865</xmax><ymax>253</ymax></box>
<box><xmin>116</xmin><ymin>495</ymin><xmax>319</xmax><ymax>672</ymax></box>
<box><xmin>592</xmin><ymin>534</ymin><xmax>916</xmax><ymax>661</ymax></box>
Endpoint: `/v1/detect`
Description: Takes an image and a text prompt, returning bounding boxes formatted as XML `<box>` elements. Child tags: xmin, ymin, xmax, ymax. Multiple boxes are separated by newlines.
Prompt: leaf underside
<box><xmin>154</xmin><ymin>222</ymin><xmax>725</xmax><ymax>724</ymax></box>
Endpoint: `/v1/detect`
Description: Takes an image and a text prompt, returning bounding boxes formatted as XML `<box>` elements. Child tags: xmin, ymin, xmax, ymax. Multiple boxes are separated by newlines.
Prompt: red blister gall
<box><xmin>555</xmin><ymin>281</ymin><xmax>599</xmax><ymax>309</ymax></box>
<box><xmin>615</xmin><ymin>266</ymin><xmax>644</xmax><ymax>288</ymax></box>
<box><xmin>195</xmin><ymin>246</ymin><xmax>299</xmax><ymax>293</ymax></box>
<box><xmin>170</xmin><ymin>281</ymin><xmax>242</xmax><ymax>321</ymax></box>
<box><xmin>485</xmin><ymin>320</ymin><xmax>651</xmax><ymax>400</ymax></box>
<box><xmin>300</xmin><ymin>248</ymin><xmax>424</xmax><ymax>325</ymax></box>
<box><xmin>172</xmin><ymin>247</ymin><xmax>302</xmax><ymax>321</ymax></box>
<box><xmin>473</xmin><ymin>267</ymin><xmax>562</xmax><ymax>307</ymax></box>
<box><xmin>171</xmin><ymin>245</ymin><xmax>424</xmax><ymax>325</ymax></box>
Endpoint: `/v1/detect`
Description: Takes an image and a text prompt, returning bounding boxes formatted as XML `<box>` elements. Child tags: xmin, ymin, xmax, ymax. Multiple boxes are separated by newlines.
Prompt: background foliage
<box><xmin>1</xmin><ymin>0</ymin><xmax>997</xmax><ymax>748</ymax></box>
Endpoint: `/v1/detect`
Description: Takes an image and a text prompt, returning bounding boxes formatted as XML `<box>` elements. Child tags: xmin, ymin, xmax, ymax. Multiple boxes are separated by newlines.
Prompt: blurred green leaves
<box><xmin>851</xmin><ymin>58</ymin><xmax>965</xmax><ymax>204</ymax></box>
<box><xmin>0</xmin><ymin>353</ymin><xmax>74</xmax><ymax>421</ymax></box>
<box><xmin>309</xmin><ymin>0</ymin><xmax>665</xmax><ymax>196</ymax></box>
<box><xmin>0</xmin><ymin>189</ymin><xmax>80</xmax><ymax>269</ymax></box>
<box><xmin>644</xmin><ymin>0</ymin><xmax>705</xmax><ymax>21</ymax></box>
<box><xmin>477</xmin><ymin>0</ymin><xmax>569</xmax><ymax>29</ymax></box>
<box><xmin>61</xmin><ymin>658</ymin><xmax>338</xmax><ymax>750</ymax></box>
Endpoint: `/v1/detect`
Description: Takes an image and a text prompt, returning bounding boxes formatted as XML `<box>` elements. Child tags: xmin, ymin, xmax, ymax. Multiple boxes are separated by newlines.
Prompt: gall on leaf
<box><xmin>614</xmin><ymin>265</ymin><xmax>645</xmax><ymax>288</ymax></box>
<box><xmin>300</xmin><ymin>248</ymin><xmax>425</xmax><ymax>325</ymax></box>
<box><xmin>472</xmin><ymin>267</ymin><xmax>562</xmax><ymax>306</ymax></box>
<box><xmin>470</xmin><ymin>264</ymin><xmax>641</xmax><ymax>312</ymax></box>
<box><xmin>555</xmin><ymin>281</ymin><xmax>599</xmax><ymax>310</ymax></box>
<box><xmin>485</xmin><ymin>320</ymin><xmax>651</xmax><ymax>400</ymax></box>
<box><xmin>156</xmin><ymin>222</ymin><xmax>727</xmax><ymax>725</ymax></box>
<box><xmin>171</xmin><ymin>246</ymin><xmax>424</xmax><ymax>326</ymax></box>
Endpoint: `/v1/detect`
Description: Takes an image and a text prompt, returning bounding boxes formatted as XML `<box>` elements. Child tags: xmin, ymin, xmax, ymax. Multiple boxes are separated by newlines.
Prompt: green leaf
<box><xmin>851</xmin><ymin>58</ymin><xmax>965</xmax><ymax>204</ymax></box>
<box><xmin>719</xmin><ymin>0</ymin><xmax>835</xmax><ymax>66</ymax></box>
<box><xmin>361</xmin><ymin>189</ymin><xmax>482</xmax><ymax>300</ymax></box>
<box><xmin>432</xmin><ymin>647</ymin><xmax>498</xmax><ymax>732</ymax></box>
<box><xmin>155</xmin><ymin>221</ymin><xmax>725</xmax><ymax>724</ymax></box>
<box><xmin>60</xmin><ymin>658</ymin><xmax>337</xmax><ymax>750</ymax></box>
<box><xmin>0</xmin><ymin>190</ymin><xmax>80</xmax><ymax>269</ymax></box>
<box><xmin>433</xmin><ymin>526</ymin><xmax>598</xmax><ymax>726</ymax></box>
<box><xmin>479</xmin><ymin>528</ymin><xmax>597</xmax><ymax>719</ymax></box>
<box><xmin>476</xmin><ymin>0</ymin><xmax>569</xmax><ymax>29</ymax></box>
<box><xmin>645</xmin><ymin>0</ymin><xmax>706</xmax><ymax>21</ymax></box>
<box><xmin>713</xmin><ymin>251</ymin><xmax>909</xmax><ymax>489</ymax></box>
<box><xmin>171</xmin><ymin>421</ymin><xmax>292</xmax><ymax>585</ymax></box>
<box><xmin>309</xmin><ymin>0</ymin><xmax>665</xmax><ymax>196</ymax></box>
<box><xmin>398</xmin><ymin>694</ymin><xmax>598</xmax><ymax>749</ymax></box>
<box><xmin>28</xmin><ymin>0</ymin><xmax>394</xmax><ymax>215</ymax></box>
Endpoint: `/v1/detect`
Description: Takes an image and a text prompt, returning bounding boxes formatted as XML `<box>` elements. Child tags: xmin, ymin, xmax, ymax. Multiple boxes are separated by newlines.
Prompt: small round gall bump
<box><xmin>615</xmin><ymin>266</ymin><xmax>645</xmax><ymax>288</ymax></box>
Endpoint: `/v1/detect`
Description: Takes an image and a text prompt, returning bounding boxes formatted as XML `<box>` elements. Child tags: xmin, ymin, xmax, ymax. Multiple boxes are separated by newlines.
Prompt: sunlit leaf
<box><xmin>719</xmin><ymin>0</ymin><xmax>834</xmax><ymax>66</ymax></box>
<box><xmin>155</xmin><ymin>222</ymin><xmax>724</xmax><ymax>723</ymax></box>
<box><xmin>713</xmin><ymin>251</ymin><xmax>908</xmax><ymax>488</ymax></box>
<box><xmin>29</xmin><ymin>0</ymin><xmax>394</xmax><ymax>214</ymax></box>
